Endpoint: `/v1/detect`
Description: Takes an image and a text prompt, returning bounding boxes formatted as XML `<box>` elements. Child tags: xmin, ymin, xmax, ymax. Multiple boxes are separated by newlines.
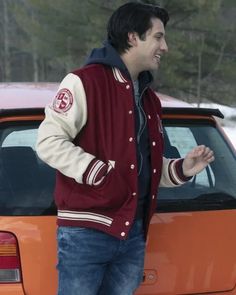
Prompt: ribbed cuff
<box><xmin>83</xmin><ymin>159</ymin><xmax>108</xmax><ymax>186</ymax></box>
<box><xmin>175</xmin><ymin>159</ymin><xmax>193</xmax><ymax>181</ymax></box>
<box><xmin>168</xmin><ymin>159</ymin><xmax>192</xmax><ymax>185</ymax></box>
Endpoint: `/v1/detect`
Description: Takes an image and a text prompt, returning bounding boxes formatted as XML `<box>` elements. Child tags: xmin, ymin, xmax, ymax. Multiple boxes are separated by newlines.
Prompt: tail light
<box><xmin>0</xmin><ymin>232</ymin><xmax>21</xmax><ymax>283</ymax></box>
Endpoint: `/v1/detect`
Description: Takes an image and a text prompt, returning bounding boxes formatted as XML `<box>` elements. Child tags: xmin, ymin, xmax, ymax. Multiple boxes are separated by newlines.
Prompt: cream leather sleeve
<box><xmin>36</xmin><ymin>73</ymin><xmax>95</xmax><ymax>183</ymax></box>
<box><xmin>160</xmin><ymin>157</ymin><xmax>188</xmax><ymax>187</ymax></box>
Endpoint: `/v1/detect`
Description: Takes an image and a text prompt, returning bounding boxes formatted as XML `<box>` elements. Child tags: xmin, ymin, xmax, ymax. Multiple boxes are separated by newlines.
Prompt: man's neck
<box><xmin>120</xmin><ymin>53</ymin><xmax>140</xmax><ymax>80</ymax></box>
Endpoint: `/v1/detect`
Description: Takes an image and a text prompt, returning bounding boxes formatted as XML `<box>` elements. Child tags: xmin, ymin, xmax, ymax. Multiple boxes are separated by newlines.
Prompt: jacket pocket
<box><xmin>67</xmin><ymin>167</ymin><xmax>131</xmax><ymax>211</ymax></box>
<box><xmin>92</xmin><ymin>167</ymin><xmax>131</xmax><ymax>208</ymax></box>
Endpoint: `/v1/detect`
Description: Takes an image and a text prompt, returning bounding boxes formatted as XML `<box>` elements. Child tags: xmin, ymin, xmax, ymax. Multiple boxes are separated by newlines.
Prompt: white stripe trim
<box><xmin>92</xmin><ymin>162</ymin><xmax>106</xmax><ymax>184</ymax></box>
<box><xmin>169</xmin><ymin>160</ymin><xmax>185</xmax><ymax>185</ymax></box>
<box><xmin>93</xmin><ymin>175</ymin><xmax>105</xmax><ymax>186</ymax></box>
<box><xmin>86</xmin><ymin>160</ymin><xmax>99</xmax><ymax>184</ymax></box>
<box><xmin>93</xmin><ymin>162</ymin><xmax>113</xmax><ymax>186</ymax></box>
<box><xmin>58</xmin><ymin>210</ymin><xmax>113</xmax><ymax>226</ymax></box>
<box><xmin>116</xmin><ymin>68</ymin><xmax>127</xmax><ymax>83</ymax></box>
<box><xmin>87</xmin><ymin>160</ymin><xmax>105</xmax><ymax>185</ymax></box>
<box><xmin>112</xmin><ymin>67</ymin><xmax>119</xmax><ymax>81</ymax></box>
<box><xmin>112</xmin><ymin>67</ymin><xmax>127</xmax><ymax>83</ymax></box>
<box><xmin>58</xmin><ymin>210</ymin><xmax>113</xmax><ymax>221</ymax></box>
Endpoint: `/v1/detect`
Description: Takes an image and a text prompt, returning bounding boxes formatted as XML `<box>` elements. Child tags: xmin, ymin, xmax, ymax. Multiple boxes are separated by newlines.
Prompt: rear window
<box><xmin>0</xmin><ymin>121</ymin><xmax>56</xmax><ymax>216</ymax></box>
<box><xmin>158</xmin><ymin>119</ymin><xmax>236</xmax><ymax>212</ymax></box>
<box><xmin>0</xmin><ymin>117</ymin><xmax>235</xmax><ymax>216</ymax></box>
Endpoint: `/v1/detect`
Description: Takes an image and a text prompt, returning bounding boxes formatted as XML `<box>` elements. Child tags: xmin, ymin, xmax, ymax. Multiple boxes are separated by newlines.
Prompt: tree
<box><xmin>10</xmin><ymin>0</ymin><xmax>126</xmax><ymax>81</ymax></box>
<box><xmin>2</xmin><ymin>0</ymin><xmax>11</xmax><ymax>81</ymax></box>
<box><xmin>1</xmin><ymin>0</ymin><xmax>235</xmax><ymax>106</ymax></box>
<box><xmin>149</xmin><ymin>0</ymin><xmax>236</xmax><ymax>105</ymax></box>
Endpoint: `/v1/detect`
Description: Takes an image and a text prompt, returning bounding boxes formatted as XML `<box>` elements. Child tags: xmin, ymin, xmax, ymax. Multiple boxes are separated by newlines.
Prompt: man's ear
<box><xmin>127</xmin><ymin>32</ymin><xmax>139</xmax><ymax>47</ymax></box>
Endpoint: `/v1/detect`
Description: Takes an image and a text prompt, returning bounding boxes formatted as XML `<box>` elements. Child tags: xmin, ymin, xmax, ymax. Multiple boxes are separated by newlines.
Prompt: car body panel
<box><xmin>1</xmin><ymin>211</ymin><xmax>236</xmax><ymax>295</ymax></box>
<box><xmin>0</xmin><ymin>217</ymin><xmax>57</xmax><ymax>295</ymax></box>
<box><xmin>137</xmin><ymin>210</ymin><xmax>236</xmax><ymax>294</ymax></box>
<box><xmin>0</xmin><ymin>284</ymin><xmax>25</xmax><ymax>295</ymax></box>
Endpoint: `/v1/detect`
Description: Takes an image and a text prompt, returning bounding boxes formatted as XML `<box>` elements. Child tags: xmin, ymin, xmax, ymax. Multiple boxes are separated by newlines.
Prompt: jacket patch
<box><xmin>53</xmin><ymin>88</ymin><xmax>73</xmax><ymax>113</ymax></box>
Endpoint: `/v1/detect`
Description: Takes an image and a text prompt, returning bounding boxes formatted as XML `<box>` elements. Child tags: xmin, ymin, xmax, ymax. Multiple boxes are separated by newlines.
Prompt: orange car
<box><xmin>0</xmin><ymin>83</ymin><xmax>236</xmax><ymax>295</ymax></box>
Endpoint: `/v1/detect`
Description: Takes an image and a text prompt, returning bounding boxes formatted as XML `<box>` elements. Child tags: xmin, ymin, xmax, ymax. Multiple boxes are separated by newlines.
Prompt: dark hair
<box><xmin>107</xmin><ymin>2</ymin><xmax>169</xmax><ymax>53</ymax></box>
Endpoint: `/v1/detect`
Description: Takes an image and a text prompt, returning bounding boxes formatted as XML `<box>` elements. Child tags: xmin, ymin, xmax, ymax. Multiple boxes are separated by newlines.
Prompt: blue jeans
<box><xmin>57</xmin><ymin>220</ymin><xmax>146</xmax><ymax>295</ymax></box>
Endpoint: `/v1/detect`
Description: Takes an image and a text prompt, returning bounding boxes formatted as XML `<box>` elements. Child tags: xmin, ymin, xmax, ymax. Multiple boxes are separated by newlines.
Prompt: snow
<box><xmin>194</xmin><ymin>103</ymin><xmax>236</xmax><ymax>149</ymax></box>
<box><xmin>223</xmin><ymin>126</ymin><xmax>236</xmax><ymax>149</ymax></box>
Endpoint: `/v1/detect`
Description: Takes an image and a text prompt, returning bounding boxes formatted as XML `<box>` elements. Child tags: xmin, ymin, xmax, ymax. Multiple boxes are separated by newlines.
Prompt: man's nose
<box><xmin>161</xmin><ymin>39</ymin><xmax>168</xmax><ymax>53</ymax></box>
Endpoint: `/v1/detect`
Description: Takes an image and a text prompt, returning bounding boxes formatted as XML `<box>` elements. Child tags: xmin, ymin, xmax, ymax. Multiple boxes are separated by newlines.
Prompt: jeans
<box><xmin>57</xmin><ymin>220</ymin><xmax>146</xmax><ymax>295</ymax></box>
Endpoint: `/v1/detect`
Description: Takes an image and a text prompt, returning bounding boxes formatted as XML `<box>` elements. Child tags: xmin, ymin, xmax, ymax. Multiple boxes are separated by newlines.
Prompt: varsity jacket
<box><xmin>36</xmin><ymin>44</ymin><xmax>189</xmax><ymax>240</ymax></box>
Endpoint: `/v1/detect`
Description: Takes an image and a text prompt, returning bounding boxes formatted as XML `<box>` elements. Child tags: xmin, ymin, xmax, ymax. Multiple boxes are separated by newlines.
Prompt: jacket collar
<box><xmin>112</xmin><ymin>67</ymin><xmax>127</xmax><ymax>83</ymax></box>
<box><xmin>112</xmin><ymin>67</ymin><xmax>153</xmax><ymax>94</ymax></box>
<box><xmin>86</xmin><ymin>41</ymin><xmax>153</xmax><ymax>91</ymax></box>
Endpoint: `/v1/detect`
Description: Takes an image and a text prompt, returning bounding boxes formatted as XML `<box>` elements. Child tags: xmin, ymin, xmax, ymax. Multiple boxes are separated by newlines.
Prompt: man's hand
<box><xmin>182</xmin><ymin>145</ymin><xmax>215</xmax><ymax>177</ymax></box>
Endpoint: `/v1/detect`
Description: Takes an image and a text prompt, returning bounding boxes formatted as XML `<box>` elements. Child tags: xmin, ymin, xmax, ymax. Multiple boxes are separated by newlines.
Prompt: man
<box><xmin>36</xmin><ymin>2</ymin><xmax>214</xmax><ymax>295</ymax></box>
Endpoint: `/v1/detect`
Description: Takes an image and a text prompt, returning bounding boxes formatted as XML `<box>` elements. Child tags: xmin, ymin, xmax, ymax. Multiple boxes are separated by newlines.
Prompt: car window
<box><xmin>1</xmin><ymin>118</ymin><xmax>235</xmax><ymax>216</ymax></box>
<box><xmin>158</xmin><ymin>120</ymin><xmax>236</xmax><ymax>212</ymax></box>
<box><xmin>165</xmin><ymin>126</ymin><xmax>215</xmax><ymax>187</ymax></box>
<box><xmin>0</xmin><ymin>122</ymin><xmax>56</xmax><ymax>216</ymax></box>
<box><xmin>2</xmin><ymin>129</ymin><xmax>38</xmax><ymax>149</ymax></box>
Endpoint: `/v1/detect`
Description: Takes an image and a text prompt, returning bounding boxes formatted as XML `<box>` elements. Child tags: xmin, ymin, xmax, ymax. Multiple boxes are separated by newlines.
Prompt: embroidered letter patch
<box><xmin>53</xmin><ymin>88</ymin><xmax>73</xmax><ymax>113</ymax></box>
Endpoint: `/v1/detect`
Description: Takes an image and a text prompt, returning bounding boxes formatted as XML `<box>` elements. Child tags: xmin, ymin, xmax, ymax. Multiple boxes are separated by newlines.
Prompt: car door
<box><xmin>137</xmin><ymin>114</ymin><xmax>236</xmax><ymax>295</ymax></box>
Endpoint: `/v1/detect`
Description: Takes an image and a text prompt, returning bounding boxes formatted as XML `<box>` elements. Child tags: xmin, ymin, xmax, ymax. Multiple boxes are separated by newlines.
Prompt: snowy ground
<box><xmin>194</xmin><ymin>103</ymin><xmax>236</xmax><ymax>149</ymax></box>
<box><xmin>223</xmin><ymin>126</ymin><xmax>236</xmax><ymax>149</ymax></box>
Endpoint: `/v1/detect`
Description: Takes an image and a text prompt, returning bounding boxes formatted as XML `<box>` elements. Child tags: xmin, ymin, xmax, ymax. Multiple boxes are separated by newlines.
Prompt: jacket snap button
<box><xmin>130</xmin><ymin>164</ymin><xmax>135</xmax><ymax>169</ymax></box>
<box><xmin>125</xmin><ymin>221</ymin><xmax>130</xmax><ymax>226</ymax></box>
<box><xmin>121</xmin><ymin>232</ymin><xmax>126</xmax><ymax>237</ymax></box>
<box><xmin>126</xmin><ymin>85</ymin><xmax>130</xmax><ymax>89</ymax></box>
<box><xmin>128</xmin><ymin>110</ymin><xmax>132</xmax><ymax>114</ymax></box>
<box><xmin>129</xmin><ymin>137</ymin><xmax>133</xmax><ymax>142</ymax></box>
<box><xmin>152</xmin><ymin>195</ymin><xmax>155</xmax><ymax>199</ymax></box>
<box><xmin>148</xmin><ymin>115</ymin><xmax>151</xmax><ymax>119</ymax></box>
<box><xmin>132</xmin><ymin>192</ymin><xmax>136</xmax><ymax>196</ymax></box>
<box><xmin>152</xmin><ymin>141</ymin><xmax>156</xmax><ymax>146</ymax></box>
<box><xmin>153</xmin><ymin>169</ymin><xmax>156</xmax><ymax>173</ymax></box>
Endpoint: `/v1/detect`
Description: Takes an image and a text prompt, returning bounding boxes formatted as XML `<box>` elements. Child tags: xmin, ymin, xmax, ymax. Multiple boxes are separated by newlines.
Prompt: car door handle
<box><xmin>143</xmin><ymin>269</ymin><xmax>157</xmax><ymax>284</ymax></box>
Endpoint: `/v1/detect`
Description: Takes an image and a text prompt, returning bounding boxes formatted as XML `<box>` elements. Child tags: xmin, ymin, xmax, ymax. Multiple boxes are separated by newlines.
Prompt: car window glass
<box><xmin>2</xmin><ymin>129</ymin><xmax>37</xmax><ymax>149</ymax></box>
<box><xmin>158</xmin><ymin>121</ymin><xmax>236</xmax><ymax>212</ymax></box>
<box><xmin>0</xmin><ymin>122</ymin><xmax>56</xmax><ymax>216</ymax></box>
<box><xmin>165</xmin><ymin>126</ymin><xmax>215</xmax><ymax>187</ymax></box>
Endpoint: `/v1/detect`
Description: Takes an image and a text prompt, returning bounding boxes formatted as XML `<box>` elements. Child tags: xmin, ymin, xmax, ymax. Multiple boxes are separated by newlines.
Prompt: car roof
<box><xmin>0</xmin><ymin>82</ymin><xmax>191</xmax><ymax>109</ymax></box>
<box><xmin>0</xmin><ymin>82</ymin><xmax>224</xmax><ymax>119</ymax></box>
<box><xmin>0</xmin><ymin>83</ymin><xmax>58</xmax><ymax>109</ymax></box>
<box><xmin>157</xmin><ymin>92</ymin><xmax>191</xmax><ymax>108</ymax></box>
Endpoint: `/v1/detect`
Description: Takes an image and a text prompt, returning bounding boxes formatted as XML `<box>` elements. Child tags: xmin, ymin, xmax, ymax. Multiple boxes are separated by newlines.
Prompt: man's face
<box><xmin>134</xmin><ymin>18</ymin><xmax>168</xmax><ymax>72</ymax></box>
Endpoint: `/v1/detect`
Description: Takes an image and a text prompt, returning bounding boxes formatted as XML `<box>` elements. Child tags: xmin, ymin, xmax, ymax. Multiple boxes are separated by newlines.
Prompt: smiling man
<box><xmin>36</xmin><ymin>2</ymin><xmax>214</xmax><ymax>295</ymax></box>
<box><xmin>120</xmin><ymin>19</ymin><xmax>168</xmax><ymax>78</ymax></box>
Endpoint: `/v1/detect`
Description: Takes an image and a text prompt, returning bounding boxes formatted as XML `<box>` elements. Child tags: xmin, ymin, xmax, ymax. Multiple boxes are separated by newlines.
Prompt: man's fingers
<box><xmin>202</xmin><ymin>148</ymin><xmax>214</xmax><ymax>160</ymax></box>
<box><xmin>204</xmin><ymin>152</ymin><xmax>215</xmax><ymax>163</ymax></box>
<box><xmin>187</xmin><ymin>145</ymin><xmax>214</xmax><ymax>161</ymax></box>
<box><xmin>188</xmin><ymin>145</ymin><xmax>207</xmax><ymax>157</ymax></box>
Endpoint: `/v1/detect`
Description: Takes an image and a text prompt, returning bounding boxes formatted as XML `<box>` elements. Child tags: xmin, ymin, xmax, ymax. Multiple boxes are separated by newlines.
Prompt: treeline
<box><xmin>0</xmin><ymin>0</ymin><xmax>235</xmax><ymax>105</ymax></box>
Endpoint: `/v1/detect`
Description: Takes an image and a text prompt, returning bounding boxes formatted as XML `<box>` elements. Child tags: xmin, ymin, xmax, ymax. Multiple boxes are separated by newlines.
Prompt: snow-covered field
<box><xmin>197</xmin><ymin>103</ymin><xmax>236</xmax><ymax>149</ymax></box>
<box><xmin>223</xmin><ymin>126</ymin><xmax>236</xmax><ymax>149</ymax></box>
